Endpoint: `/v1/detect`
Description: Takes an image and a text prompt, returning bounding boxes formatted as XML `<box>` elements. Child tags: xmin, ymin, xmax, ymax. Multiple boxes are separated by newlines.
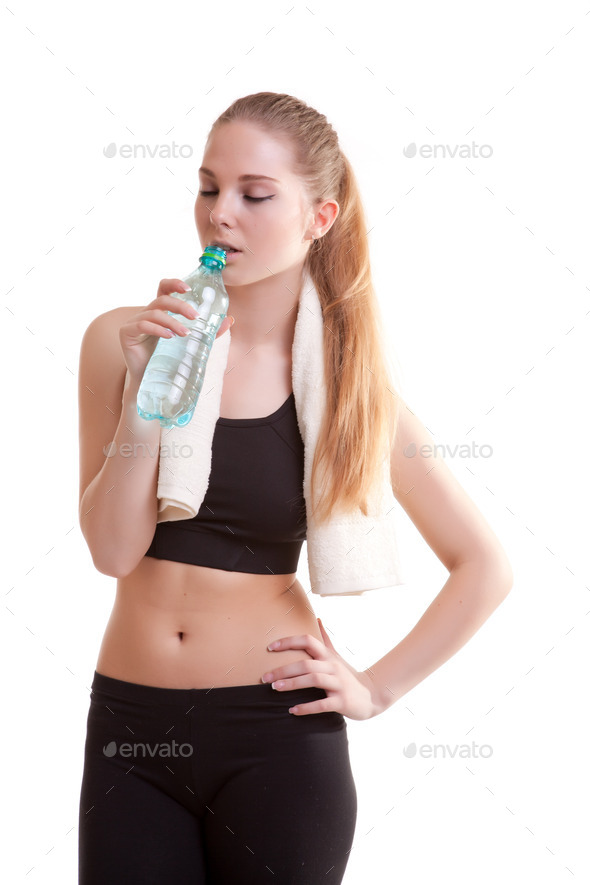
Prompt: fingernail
<box><xmin>229</xmin><ymin>316</ymin><xmax>235</xmax><ymax>327</ymax></box>
<box><xmin>181</xmin><ymin>284</ymin><xmax>191</xmax><ymax>292</ymax></box>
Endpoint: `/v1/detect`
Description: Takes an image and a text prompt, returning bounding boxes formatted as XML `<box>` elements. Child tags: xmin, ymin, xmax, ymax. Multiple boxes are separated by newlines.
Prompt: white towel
<box><xmin>156</xmin><ymin>271</ymin><xmax>406</xmax><ymax>596</ymax></box>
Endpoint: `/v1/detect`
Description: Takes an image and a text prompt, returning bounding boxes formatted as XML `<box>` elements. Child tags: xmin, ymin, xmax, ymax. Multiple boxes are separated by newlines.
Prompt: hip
<box><xmin>84</xmin><ymin>670</ymin><xmax>349</xmax><ymax>781</ymax></box>
<box><xmin>81</xmin><ymin>670</ymin><xmax>354</xmax><ymax>836</ymax></box>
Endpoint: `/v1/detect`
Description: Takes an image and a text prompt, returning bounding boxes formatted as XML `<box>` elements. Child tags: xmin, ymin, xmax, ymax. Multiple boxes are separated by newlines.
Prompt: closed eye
<box><xmin>198</xmin><ymin>190</ymin><xmax>274</xmax><ymax>202</ymax></box>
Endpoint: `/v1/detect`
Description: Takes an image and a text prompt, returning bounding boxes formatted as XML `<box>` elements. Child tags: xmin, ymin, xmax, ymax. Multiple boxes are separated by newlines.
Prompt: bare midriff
<box><xmin>95</xmin><ymin>555</ymin><xmax>321</xmax><ymax>689</ymax></box>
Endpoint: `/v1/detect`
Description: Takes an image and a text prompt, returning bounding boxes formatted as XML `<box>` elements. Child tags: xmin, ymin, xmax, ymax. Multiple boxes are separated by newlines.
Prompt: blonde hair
<box><xmin>210</xmin><ymin>92</ymin><xmax>401</xmax><ymax>523</ymax></box>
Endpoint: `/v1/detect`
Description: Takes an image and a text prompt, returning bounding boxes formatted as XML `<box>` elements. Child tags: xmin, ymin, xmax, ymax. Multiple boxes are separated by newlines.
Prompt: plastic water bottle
<box><xmin>137</xmin><ymin>246</ymin><xmax>229</xmax><ymax>427</ymax></box>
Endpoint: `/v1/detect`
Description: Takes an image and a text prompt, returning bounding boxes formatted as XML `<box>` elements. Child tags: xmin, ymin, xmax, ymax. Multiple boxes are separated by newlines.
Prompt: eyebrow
<box><xmin>198</xmin><ymin>166</ymin><xmax>279</xmax><ymax>184</ymax></box>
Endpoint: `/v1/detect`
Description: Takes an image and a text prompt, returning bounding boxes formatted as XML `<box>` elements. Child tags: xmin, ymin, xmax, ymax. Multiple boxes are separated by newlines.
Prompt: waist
<box><xmin>96</xmin><ymin>556</ymin><xmax>320</xmax><ymax>689</ymax></box>
<box><xmin>118</xmin><ymin>554</ymin><xmax>301</xmax><ymax>610</ymax></box>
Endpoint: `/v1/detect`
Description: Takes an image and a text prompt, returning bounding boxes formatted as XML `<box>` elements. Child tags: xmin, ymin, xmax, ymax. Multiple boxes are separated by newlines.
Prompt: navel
<box><xmin>177</xmin><ymin>631</ymin><xmax>184</xmax><ymax>641</ymax></box>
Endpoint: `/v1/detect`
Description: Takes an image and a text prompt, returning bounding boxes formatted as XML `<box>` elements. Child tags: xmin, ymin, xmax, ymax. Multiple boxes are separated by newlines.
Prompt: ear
<box><xmin>311</xmin><ymin>199</ymin><xmax>339</xmax><ymax>240</ymax></box>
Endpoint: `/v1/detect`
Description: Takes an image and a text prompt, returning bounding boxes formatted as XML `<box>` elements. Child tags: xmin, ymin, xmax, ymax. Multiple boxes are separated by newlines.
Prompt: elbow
<box><xmin>79</xmin><ymin>510</ymin><xmax>155</xmax><ymax>578</ymax></box>
<box><xmin>480</xmin><ymin>546</ymin><xmax>514</xmax><ymax>601</ymax></box>
<box><xmin>82</xmin><ymin>531</ymin><xmax>149</xmax><ymax>579</ymax></box>
<box><xmin>492</xmin><ymin>547</ymin><xmax>514</xmax><ymax>596</ymax></box>
<box><xmin>91</xmin><ymin>550</ymin><xmax>146</xmax><ymax>579</ymax></box>
<box><xmin>451</xmin><ymin>544</ymin><xmax>514</xmax><ymax>600</ymax></box>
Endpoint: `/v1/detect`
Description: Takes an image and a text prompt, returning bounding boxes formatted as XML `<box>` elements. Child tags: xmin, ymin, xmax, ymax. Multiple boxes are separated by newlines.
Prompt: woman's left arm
<box><xmin>361</xmin><ymin>398</ymin><xmax>514</xmax><ymax>716</ymax></box>
<box><xmin>262</xmin><ymin>399</ymin><xmax>513</xmax><ymax>718</ymax></box>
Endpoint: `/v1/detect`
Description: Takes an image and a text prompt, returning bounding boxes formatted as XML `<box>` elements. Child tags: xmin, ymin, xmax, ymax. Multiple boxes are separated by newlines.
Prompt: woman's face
<box><xmin>194</xmin><ymin>121</ymin><xmax>315</xmax><ymax>287</ymax></box>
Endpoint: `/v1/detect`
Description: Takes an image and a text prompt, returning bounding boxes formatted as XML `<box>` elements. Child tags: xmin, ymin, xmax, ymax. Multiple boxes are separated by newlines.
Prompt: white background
<box><xmin>1</xmin><ymin>1</ymin><xmax>588</xmax><ymax>882</ymax></box>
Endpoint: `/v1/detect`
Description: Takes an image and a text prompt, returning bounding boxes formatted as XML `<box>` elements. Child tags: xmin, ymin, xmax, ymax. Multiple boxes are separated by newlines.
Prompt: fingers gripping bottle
<box><xmin>137</xmin><ymin>246</ymin><xmax>229</xmax><ymax>427</ymax></box>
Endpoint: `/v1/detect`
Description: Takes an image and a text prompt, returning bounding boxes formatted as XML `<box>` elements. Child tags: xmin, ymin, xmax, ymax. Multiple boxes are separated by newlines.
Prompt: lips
<box><xmin>210</xmin><ymin>241</ymin><xmax>241</xmax><ymax>253</ymax></box>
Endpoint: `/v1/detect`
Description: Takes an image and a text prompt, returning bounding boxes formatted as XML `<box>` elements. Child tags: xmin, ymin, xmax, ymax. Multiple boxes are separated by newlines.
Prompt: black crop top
<box><xmin>144</xmin><ymin>392</ymin><xmax>307</xmax><ymax>574</ymax></box>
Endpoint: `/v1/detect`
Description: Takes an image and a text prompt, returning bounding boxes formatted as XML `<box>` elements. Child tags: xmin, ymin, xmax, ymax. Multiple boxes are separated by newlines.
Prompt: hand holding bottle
<box><xmin>119</xmin><ymin>278</ymin><xmax>233</xmax><ymax>388</ymax></box>
<box><xmin>135</xmin><ymin>247</ymin><xmax>230</xmax><ymax>427</ymax></box>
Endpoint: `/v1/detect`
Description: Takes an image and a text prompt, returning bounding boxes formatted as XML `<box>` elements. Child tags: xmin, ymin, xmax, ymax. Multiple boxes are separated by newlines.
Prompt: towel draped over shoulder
<box><xmin>155</xmin><ymin>271</ymin><xmax>406</xmax><ymax>597</ymax></box>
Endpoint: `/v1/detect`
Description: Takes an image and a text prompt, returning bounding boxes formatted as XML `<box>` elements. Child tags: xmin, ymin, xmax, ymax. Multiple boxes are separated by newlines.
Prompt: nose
<box><xmin>208</xmin><ymin>189</ymin><xmax>236</xmax><ymax>230</ymax></box>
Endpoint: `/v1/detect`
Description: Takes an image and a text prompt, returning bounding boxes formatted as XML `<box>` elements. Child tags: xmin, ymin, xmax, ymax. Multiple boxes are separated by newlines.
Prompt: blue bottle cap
<box><xmin>201</xmin><ymin>246</ymin><xmax>227</xmax><ymax>268</ymax></box>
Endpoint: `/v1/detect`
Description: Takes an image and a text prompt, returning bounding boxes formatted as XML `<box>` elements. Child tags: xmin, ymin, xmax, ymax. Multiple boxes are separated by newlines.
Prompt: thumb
<box><xmin>217</xmin><ymin>315</ymin><xmax>234</xmax><ymax>338</ymax></box>
<box><xmin>317</xmin><ymin>617</ymin><xmax>335</xmax><ymax>650</ymax></box>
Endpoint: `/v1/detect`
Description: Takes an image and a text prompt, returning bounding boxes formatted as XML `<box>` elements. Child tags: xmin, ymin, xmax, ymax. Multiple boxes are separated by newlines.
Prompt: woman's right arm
<box><xmin>78</xmin><ymin>281</ymin><xmax>231</xmax><ymax>577</ymax></box>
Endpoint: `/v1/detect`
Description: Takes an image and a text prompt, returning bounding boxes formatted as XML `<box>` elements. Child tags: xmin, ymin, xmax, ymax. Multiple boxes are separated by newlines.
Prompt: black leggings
<box><xmin>78</xmin><ymin>671</ymin><xmax>357</xmax><ymax>883</ymax></box>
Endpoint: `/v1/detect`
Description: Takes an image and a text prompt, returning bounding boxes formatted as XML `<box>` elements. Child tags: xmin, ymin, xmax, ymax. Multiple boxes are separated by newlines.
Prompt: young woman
<box><xmin>77</xmin><ymin>92</ymin><xmax>513</xmax><ymax>884</ymax></box>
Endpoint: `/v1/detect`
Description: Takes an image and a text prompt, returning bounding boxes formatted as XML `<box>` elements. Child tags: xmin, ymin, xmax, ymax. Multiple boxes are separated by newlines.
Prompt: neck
<box><xmin>225</xmin><ymin>264</ymin><xmax>307</xmax><ymax>354</ymax></box>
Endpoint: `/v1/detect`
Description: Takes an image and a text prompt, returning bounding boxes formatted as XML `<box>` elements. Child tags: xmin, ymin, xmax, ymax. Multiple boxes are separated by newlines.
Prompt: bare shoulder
<box><xmin>79</xmin><ymin>306</ymin><xmax>144</xmax><ymax>403</ymax></box>
<box><xmin>390</xmin><ymin>397</ymin><xmax>512</xmax><ymax>578</ymax></box>
<box><xmin>81</xmin><ymin>304</ymin><xmax>143</xmax><ymax>347</ymax></box>
<box><xmin>80</xmin><ymin>305</ymin><xmax>144</xmax><ymax>382</ymax></box>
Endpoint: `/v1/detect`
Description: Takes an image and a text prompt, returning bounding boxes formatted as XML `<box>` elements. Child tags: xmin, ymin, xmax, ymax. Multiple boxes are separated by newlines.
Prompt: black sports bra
<box><xmin>144</xmin><ymin>392</ymin><xmax>307</xmax><ymax>575</ymax></box>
